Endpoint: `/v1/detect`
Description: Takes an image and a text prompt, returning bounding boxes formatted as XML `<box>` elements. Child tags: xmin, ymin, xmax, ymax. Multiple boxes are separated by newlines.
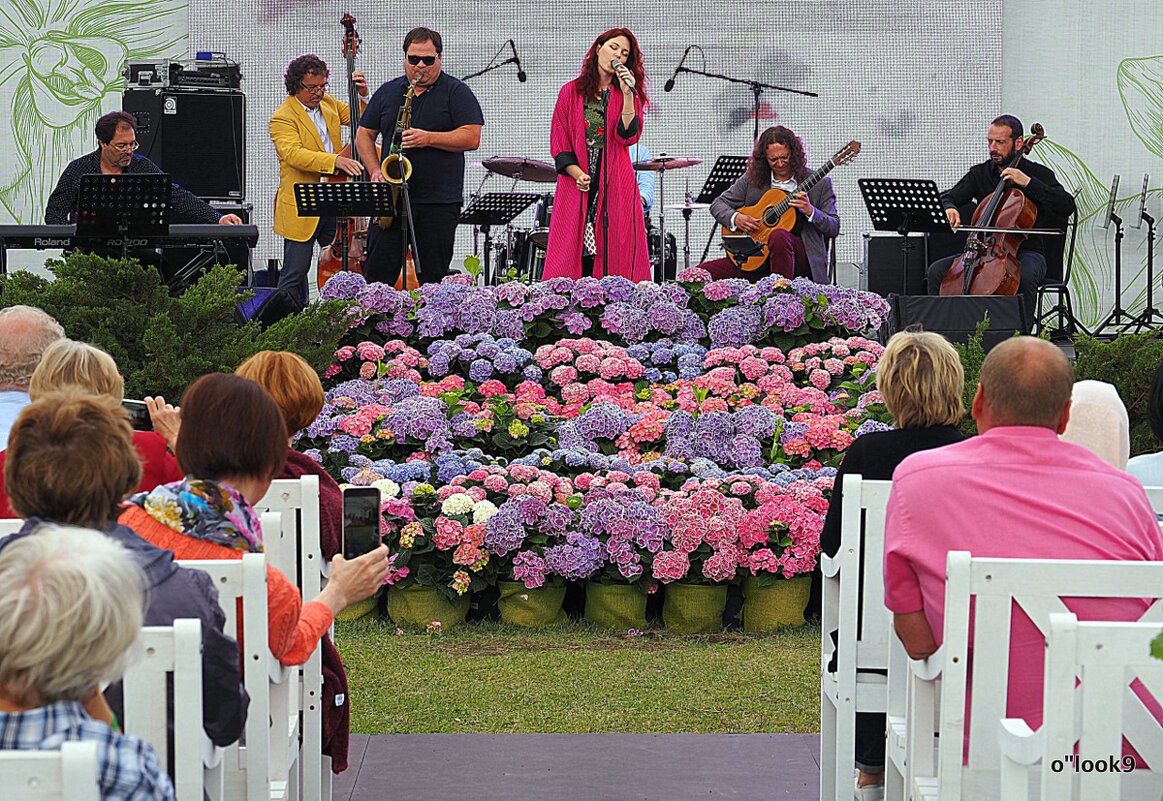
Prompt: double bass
<box><xmin>317</xmin><ymin>13</ymin><xmax>372</xmax><ymax>290</ymax></box>
<box><xmin>940</xmin><ymin>123</ymin><xmax>1046</xmax><ymax>296</ymax></box>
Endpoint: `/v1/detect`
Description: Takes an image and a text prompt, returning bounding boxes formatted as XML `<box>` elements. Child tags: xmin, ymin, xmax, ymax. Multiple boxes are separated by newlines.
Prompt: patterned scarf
<box><xmin>129</xmin><ymin>478</ymin><xmax>264</xmax><ymax>553</ymax></box>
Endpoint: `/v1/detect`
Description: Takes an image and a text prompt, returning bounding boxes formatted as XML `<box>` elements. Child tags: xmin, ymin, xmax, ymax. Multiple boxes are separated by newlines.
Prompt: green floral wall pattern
<box><xmin>0</xmin><ymin>0</ymin><xmax>186</xmax><ymax>223</ymax></box>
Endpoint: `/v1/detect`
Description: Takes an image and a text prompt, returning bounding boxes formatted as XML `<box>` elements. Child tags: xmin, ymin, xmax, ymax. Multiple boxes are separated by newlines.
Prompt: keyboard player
<box><xmin>44</xmin><ymin>111</ymin><xmax>241</xmax><ymax>269</ymax></box>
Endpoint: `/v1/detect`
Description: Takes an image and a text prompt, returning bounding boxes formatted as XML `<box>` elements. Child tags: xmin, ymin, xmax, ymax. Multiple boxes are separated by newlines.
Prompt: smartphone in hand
<box><xmin>121</xmin><ymin>399</ymin><xmax>153</xmax><ymax>431</ymax></box>
<box><xmin>342</xmin><ymin>487</ymin><xmax>382</xmax><ymax>559</ymax></box>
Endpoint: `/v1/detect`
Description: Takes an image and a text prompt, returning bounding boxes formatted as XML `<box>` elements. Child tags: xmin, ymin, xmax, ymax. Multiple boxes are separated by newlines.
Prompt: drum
<box><xmin>645</xmin><ymin>215</ymin><xmax>677</xmax><ymax>281</ymax></box>
<box><xmin>527</xmin><ymin>194</ymin><xmax>553</xmax><ymax>249</ymax></box>
<box><xmin>496</xmin><ymin>228</ymin><xmax>529</xmax><ymax>283</ymax></box>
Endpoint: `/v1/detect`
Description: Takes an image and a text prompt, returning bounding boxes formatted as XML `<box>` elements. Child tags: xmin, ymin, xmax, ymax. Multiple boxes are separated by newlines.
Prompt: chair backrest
<box><xmin>179</xmin><ymin>553</ymin><xmax>273</xmax><ymax>801</ymax></box>
<box><xmin>1043</xmin><ymin>190</ymin><xmax>1081</xmax><ymax>284</ymax></box>
<box><xmin>1041</xmin><ymin>613</ymin><xmax>1163</xmax><ymax>800</ymax></box>
<box><xmin>254</xmin><ymin>475</ymin><xmax>327</xmax><ymax>801</ymax></box>
<box><xmin>935</xmin><ymin>552</ymin><xmax>1163</xmax><ymax>799</ymax></box>
<box><xmin>122</xmin><ymin>618</ymin><xmax>208</xmax><ymax>801</ymax></box>
<box><xmin>821</xmin><ymin>474</ymin><xmax>894</xmax><ymax>675</ymax></box>
<box><xmin>0</xmin><ymin>741</ymin><xmax>101</xmax><ymax>801</ymax></box>
<box><xmin>1141</xmin><ymin>485</ymin><xmax>1163</xmax><ymax>517</ymax></box>
<box><xmin>0</xmin><ymin>518</ymin><xmax>23</xmax><ymax>536</ymax></box>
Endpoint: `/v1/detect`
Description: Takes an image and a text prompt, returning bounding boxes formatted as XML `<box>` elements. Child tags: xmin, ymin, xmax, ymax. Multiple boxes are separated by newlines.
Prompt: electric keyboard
<box><xmin>0</xmin><ymin>223</ymin><xmax>259</xmax><ymax>250</ymax></box>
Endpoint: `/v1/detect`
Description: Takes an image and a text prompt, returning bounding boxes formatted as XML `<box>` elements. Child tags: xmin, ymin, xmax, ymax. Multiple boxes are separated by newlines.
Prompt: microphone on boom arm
<box><xmin>508</xmin><ymin>39</ymin><xmax>527</xmax><ymax>82</ymax></box>
<box><xmin>664</xmin><ymin>45</ymin><xmax>693</xmax><ymax>92</ymax></box>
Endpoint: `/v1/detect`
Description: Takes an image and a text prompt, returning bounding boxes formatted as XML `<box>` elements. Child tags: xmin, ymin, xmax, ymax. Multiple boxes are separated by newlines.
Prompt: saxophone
<box><xmin>375</xmin><ymin>72</ymin><xmax>421</xmax><ymax>230</ymax></box>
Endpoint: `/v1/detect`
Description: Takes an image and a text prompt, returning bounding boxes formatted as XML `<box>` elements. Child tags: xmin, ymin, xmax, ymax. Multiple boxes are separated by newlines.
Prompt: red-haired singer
<box><xmin>543</xmin><ymin>28</ymin><xmax>650</xmax><ymax>282</ymax></box>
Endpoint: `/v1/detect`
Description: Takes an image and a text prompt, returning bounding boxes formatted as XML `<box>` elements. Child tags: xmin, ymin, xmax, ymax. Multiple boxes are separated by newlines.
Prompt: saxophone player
<box><xmin>355</xmin><ymin>26</ymin><xmax>484</xmax><ymax>286</ymax></box>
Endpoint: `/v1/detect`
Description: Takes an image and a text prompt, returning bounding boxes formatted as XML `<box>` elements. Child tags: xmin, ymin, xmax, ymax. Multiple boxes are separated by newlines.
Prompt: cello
<box><xmin>940</xmin><ymin>122</ymin><xmax>1046</xmax><ymax>296</ymax></box>
<box><xmin>317</xmin><ymin>13</ymin><xmax>370</xmax><ymax>290</ymax></box>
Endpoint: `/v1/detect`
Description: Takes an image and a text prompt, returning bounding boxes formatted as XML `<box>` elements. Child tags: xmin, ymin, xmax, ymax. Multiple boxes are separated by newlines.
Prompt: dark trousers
<box><xmin>364</xmin><ymin>202</ymin><xmax>460</xmax><ymax>286</ymax></box>
<box><xmin>699</xmin><ymin>229</ymin><xmax>811</xmax><ymax>282</ymax></box>
<box><xmin>855</xmin><ymin>711</ymin><xmax>886</xmax><ymax>773</ymax></box>
<box><xmin>281</xmin><ymin>216</ymin><xmax>336</xmax><ymax>307</ymax></box>
<box><xmin>927</xmin><ymin>250</ymin><xmax>1046</xmax><ymax>330</ymax></box>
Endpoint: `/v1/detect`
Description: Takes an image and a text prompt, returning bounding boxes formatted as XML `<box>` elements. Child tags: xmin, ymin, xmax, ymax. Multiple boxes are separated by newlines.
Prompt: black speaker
<box><xmin>123</xmin><ymin>88</ymin><xmax>246</xmax><ymax>201</ymax></box>
<box><xmin>863</xmin><ymin>233</ymin><xmax>928</xmax><ymax>296</ymax></box>
<box><xmin>884</xmin><ymin>294</ymin><xmax>1029</xmax><ymax>353</ymax></box>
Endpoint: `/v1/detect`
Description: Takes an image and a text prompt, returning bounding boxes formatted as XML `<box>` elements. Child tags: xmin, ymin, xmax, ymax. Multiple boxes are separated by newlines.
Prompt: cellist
<box><xmin>270</xmin><ymin>54</ymin><xmax>368</xmax><ymax>306</ymax></box>
<box><xmin>927</xmin><ymin>115</ymin><xmax>1076</xmax><ymax>330</ymax></box>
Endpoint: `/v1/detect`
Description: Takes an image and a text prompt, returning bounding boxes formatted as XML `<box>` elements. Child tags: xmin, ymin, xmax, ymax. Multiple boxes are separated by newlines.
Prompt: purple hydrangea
<box><xmin>543</xmin><ymin>532</ymin><xmax>605</xmax><ymax>579</ymax></box>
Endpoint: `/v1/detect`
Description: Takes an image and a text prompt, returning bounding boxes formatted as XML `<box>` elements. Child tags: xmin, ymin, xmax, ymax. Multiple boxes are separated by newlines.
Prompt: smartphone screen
<box><xmin>342</xmin><ymin>487</ymin><xmax>382</xmax><ymax>559</ymax></box>
<box><xmin>122</xmin><ymin>399</ymin><xmax>153</xmax><ymax>431</ymax></box>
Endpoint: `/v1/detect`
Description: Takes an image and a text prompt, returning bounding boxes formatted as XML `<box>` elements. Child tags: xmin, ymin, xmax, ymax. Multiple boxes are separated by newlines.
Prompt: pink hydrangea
<box><xmin>652</xmin><ymin>550</ymin><xmax>691</xmax><ymax>583</ymax></box>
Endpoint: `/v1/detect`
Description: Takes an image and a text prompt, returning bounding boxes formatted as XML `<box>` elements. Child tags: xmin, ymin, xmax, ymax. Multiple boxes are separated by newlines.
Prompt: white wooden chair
<box><xmin>0</xmin><ymin>741</ymin><xmax>101</xmax><ymax>800</ymax></box>
<box><xmin>0</xmin><ymin>518</ymin><xmax>23</xmax><ymax>536</ymax></box>
<box><xmin>820</xmin><ymin>475</ymin><xmax>894</xmax><ymax>801</ymax></box>
<box><xmin>885</xmin><ymin>552</ymin><xmax>1163</xmax><ymax>801</ymax></box>
<box><xmin>998</xmin><ymin>613</ymin><xmax>1163</xmax><ymax>801</ymax></box>
<box><xmin>257</xmin><ymin>475</ymin><xmax>331</xmax><ymax>801</ymax></box>
<box><xmin>122</xmin><ymin>618</ymin><xmax>222</xmax><ymax>801</ymax></box>
<box><xmin>180</xmin><ymin>552</ymin><xmax>300</xmax><ymax>801</ymax></box>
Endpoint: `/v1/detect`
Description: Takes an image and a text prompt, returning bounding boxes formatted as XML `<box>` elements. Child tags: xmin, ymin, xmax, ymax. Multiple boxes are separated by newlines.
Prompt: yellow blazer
<box><xmin>269</xmin><ymin>94</ymin><xmax>358</xmax><ymax>242</ymax></box>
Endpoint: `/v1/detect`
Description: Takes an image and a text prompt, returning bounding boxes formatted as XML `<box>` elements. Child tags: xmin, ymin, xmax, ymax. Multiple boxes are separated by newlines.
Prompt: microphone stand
<box><xmin>461</xmin><ymin>57</ymin><xmax>521</xmax><ymax>81</ymax></box>
<box><xmin>1133</xmin><ymin>206</ymin><xmax>1163</xmax><ymax>331</ymax></box>
<box><xmin>602</xmin><ymin>87</ymin><xmax>611</xmax><ymax>278</ymax></box>
<box><xmin>671</xmin><ymin>66</ymin><xmax>817</xmax><ymax>142</ymax></box>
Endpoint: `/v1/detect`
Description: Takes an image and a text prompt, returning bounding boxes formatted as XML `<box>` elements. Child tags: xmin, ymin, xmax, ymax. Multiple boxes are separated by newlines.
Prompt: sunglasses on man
<box><xmin>407</xmin><ymin>55</ymin><xmax>437</xmax><ymax>66</ymax></box>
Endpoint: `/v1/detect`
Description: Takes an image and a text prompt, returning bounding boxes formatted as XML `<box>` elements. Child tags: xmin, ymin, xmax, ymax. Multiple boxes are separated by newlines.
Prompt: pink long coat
<box><xmin>543</xmin><ymin>81</ymin><xmax>651</xmax><ymax>282</ymax></box>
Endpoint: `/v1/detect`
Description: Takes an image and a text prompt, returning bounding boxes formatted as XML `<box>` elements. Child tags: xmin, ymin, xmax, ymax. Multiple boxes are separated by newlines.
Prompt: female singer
<box><xmin>543</xmin><ymin>28</ymin><xmax>650</xmax><ymax>282</ymax></box>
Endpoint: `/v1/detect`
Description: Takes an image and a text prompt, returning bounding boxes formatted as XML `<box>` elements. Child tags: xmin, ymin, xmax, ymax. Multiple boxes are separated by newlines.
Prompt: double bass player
<box><xmin>927</xmin><ymin>114</ymin><xmax>1075</xmax><ymax>330</ymax></box>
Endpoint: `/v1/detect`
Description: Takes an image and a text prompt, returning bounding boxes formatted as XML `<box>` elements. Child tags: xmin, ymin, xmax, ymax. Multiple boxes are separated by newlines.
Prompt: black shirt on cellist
<box><xmin>361</xmin><ymin>72</ymin><xmax>484</xmax><ymax>205</ymax></box>
<box><xmin>939</xmin><ymin>155</ymin><xmax>1075</xmax><ymax>255</ymax></box>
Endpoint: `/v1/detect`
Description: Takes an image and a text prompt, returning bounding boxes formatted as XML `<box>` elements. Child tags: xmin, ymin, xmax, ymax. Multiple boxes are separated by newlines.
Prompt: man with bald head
<box><xmin>0</xmin><ymin>305</ymin><xmax>63</xmax><ymax>447</ymax></box>
<box><xmin>882</xmin><ymin>337</ymin><xmax>1163</xmax><ymax>744</ymax></box>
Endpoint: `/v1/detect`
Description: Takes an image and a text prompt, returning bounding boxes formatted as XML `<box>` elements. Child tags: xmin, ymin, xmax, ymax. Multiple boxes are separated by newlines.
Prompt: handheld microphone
<box><xmin>664</xmin><ymin>46</ymin><xmax>692</xmax><ymax>93</ymax></box>
<box><xmin>509</xmin><ymin>40</ymin><xmax>527</xmax><ymax>83</ymax></box>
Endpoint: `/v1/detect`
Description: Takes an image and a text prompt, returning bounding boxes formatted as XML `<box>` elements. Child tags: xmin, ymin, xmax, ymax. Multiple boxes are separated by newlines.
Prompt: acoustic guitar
<box><xmin>720</xmin><ymin>140</ymin><xmax>861</xmax><ymax>272</ymax></box>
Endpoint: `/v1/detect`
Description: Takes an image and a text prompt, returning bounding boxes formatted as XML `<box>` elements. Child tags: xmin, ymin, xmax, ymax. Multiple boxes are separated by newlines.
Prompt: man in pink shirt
<box><xmin>884</xmin><ymin>336</ymin><xmax>1163</xmax><ymax>733</ymax></box>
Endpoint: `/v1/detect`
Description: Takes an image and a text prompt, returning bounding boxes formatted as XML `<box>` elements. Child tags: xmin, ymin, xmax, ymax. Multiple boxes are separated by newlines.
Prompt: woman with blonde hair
<box><xmin>819</xmin><ymin>329</ymin><xmax>967</xmax><ymax>800</ymax></box>
<box><xmin>0</xmin><ymin>339</ymin><xmax>181</xmax><ymax>517</ymax></box>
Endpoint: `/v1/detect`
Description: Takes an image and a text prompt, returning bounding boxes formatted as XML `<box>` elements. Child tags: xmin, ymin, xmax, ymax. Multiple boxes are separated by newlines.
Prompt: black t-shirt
<box><xmin>361</xmin><ymin>72</ymin><xmax>484</xmax><ymax>205</ymax></box>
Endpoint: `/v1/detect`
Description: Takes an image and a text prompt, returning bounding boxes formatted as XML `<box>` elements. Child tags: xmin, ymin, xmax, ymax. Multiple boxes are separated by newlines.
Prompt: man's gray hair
<box><xmin>0</xmin><ymin>306</ymin><xmax>65</xmax><ymax>389</ymax></box>
<box><xmin>0</xmin><ymin>524</ymin><xmax>144</xmax><ymax>703</ymax></box>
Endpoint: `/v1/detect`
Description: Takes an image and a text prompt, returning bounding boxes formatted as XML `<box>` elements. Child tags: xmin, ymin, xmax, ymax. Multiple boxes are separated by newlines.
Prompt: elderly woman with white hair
<box><xmin>1059</xmin><ymin>379</ymin><xmax>1131</xmax><ymax>469</ymax></box>
<box><xmin>0</xmin><ymin>524</ymin><xmax>175</xmax><ymax>800</ymax></box>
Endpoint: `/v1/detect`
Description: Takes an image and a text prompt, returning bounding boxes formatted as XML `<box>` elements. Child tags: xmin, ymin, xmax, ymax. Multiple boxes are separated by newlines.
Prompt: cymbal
<box><xmin>633</xmin><ymin>155</ymin><xmax>703</xmax><ymax>172</ymax></box>
<box><xmin>481</xmin><ymin>156</ymin><xmax>557</xmax><ymax>183</ymax></box>
<box><xmin>663</xmin><ymin>201</ymin><xmax>710</xmax><ymax>211</ymax></box>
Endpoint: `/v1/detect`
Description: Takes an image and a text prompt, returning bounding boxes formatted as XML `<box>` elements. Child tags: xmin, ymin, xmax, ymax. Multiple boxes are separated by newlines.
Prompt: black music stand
<box><xmin>294</xmin><ymin>181</ymin><xmax>395</xmax><ymax>277</ymax></box>
<box><xmin>697</xmin><ymin>155</ymin><xmax>749</xmax><ymax>264</ymax></box>
<box><xmin>75</xmin><ymin>173</ymin><xmax>171</xmax><ymax>259</ymax></box>
<box><xmin>859</xmin><ymin>179</ymin><xmax>950</xmax><ymax>295</ymax></box>
<box><xmin>458</xmin><ymin>192</ymin><xmax>539</xmax><ymax>284</ymax></box>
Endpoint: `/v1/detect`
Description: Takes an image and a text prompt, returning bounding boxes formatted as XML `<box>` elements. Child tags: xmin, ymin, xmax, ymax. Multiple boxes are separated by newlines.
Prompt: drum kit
<box><xmin>467</xmin><ymin>152</ymin><xmax>708</xmax><ymax>282</ymax></box>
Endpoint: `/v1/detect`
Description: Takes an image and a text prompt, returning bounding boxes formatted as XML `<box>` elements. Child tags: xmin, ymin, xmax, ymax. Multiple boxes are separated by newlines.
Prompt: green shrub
<box><xmin>0</xmin><ymin>253</ymin><xmax>353</xmax><ymax>399</ymax></box>
<box><xmin>1073</xmin><ymin>332</ymin><xmax>1163</xmax><ymax>456</ymax></box>
<box><xmin>952</xmin><ymin>316</ymin><xmax>991</xmax><ymax>438</ymax></box>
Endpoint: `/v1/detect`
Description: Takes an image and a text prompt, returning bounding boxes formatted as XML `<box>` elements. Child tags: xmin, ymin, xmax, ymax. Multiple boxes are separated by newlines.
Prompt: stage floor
<box><xmin>333</xmin><ymin>732</ymin><xmax>822</xmax><ymax>800</ymax></box>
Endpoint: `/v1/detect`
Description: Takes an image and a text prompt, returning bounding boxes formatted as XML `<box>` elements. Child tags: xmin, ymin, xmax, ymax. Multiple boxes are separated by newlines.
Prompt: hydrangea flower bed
<box><xmin>304</xmin><ymin>273</ymin><xmax>892</xmax><ymax>605</ymax></box>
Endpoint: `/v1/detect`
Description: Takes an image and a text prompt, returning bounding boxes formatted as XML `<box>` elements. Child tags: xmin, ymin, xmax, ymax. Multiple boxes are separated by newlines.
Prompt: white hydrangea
<box><xmin>440</xmin><ymin>492</ymin><xmax>475</xmax><ymax>515</ymax></box>
<box><xmin>372</xmin><ymin>478</ymin><xmax>400</xmax><ymax>499</ymax></box>
<box><xmin>472</xmin><ymin>499</ymin><xmax>499</xmax><ymax>524</ymax></box>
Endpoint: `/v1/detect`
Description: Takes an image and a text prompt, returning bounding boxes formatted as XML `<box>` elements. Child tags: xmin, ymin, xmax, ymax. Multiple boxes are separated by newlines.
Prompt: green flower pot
<box><xmin>385</xmin><ymin>584</ymin><xmax>471</xmax><ymax>630</ymax></box>
<box><xmin>497</xmin><ymin>580</ymin><xmax>568</xmax><ymax>627</ymax></box>
<box><xmin>584</xmin><ymin>581</ymin><xmax>647</xmax><ymax>630</ymax></box>
<box><xmin>742</xmin><ymin>575</ymin><xmax>811</xmax><ymax>631</ymax></box>
<box><xmin>334</xmin><ymin>595</ymin><xmax>377</xmax><ymax>622</ymax></box>
<box><xmin>662</xmin><ymin>582</ymin><xmax>728</xmax><ymax>634</ymax></box>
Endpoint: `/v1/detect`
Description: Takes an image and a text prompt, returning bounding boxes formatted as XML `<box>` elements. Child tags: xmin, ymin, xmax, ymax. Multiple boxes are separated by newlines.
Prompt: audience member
<box><xmin>120</xmin><ymin>373</ymin><xmax>391</xmax><ymax>667</ymax></box>
<box><xmin>1059</xmin><ymin>379</ymin><xmax>1130</xmax><ymax>469</ymax></box>
<box><xmin>0</xmin><ymin>524</ymin><xmax>175</xmax><ymax>800</ymax></box>
<box><xmin>234</xmin><ymin>350</ymin><xmax>352</xmax><ymax>770</ymax></box>
<box><xmin>819</xmin><ymin>330</ymin><xmax>965</xmax><ymax>799</ymax></box>
<box><xmin>884</xmin><ymin>337</ymin><xmax>1163</xmax><ymax>747</ymax></box>
<box><xmin>0</xmin><ymin>305</ymin><xmax>63</xmax><ymax>446</ymax></box>
<box><xmin>1127</xmin><ymin>360</ymin><xmax>1163</xmax><ymax>486</ymax></box>
<box><xmin>235</xmin><ymin>350</ymin><xmax>341</xmax><ymax>557</ymax></box>
<box><xmin>2</xmin><ymin>391</ymin><xmax>248</xmax><ymax>747</ymax></box>
<box><xmin>0</xmin><ymin>339</ymin><xmax>183</xmax><ymax>517</ymax></box>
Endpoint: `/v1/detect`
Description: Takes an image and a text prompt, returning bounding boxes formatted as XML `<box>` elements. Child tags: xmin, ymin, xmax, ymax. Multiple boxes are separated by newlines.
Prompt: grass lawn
<box><xmin>335</xmin><ymin>618</ymin><xmax>821</xmax><ymax>734</ymax></box>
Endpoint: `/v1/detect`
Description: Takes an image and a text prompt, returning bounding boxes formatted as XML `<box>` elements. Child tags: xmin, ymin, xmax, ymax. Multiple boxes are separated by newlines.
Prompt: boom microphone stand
<box><xmin>671</xmin><ymin>65</ymin><xmax>817</xmax><ymax>142</ymax></box>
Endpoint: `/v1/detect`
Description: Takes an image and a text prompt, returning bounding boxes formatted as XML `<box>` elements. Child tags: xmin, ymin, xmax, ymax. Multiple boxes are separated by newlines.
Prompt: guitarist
<box><xmin>701</xmin><ymin>125</ymin><xmax>839</xmax><ymax>283</ymax></box>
